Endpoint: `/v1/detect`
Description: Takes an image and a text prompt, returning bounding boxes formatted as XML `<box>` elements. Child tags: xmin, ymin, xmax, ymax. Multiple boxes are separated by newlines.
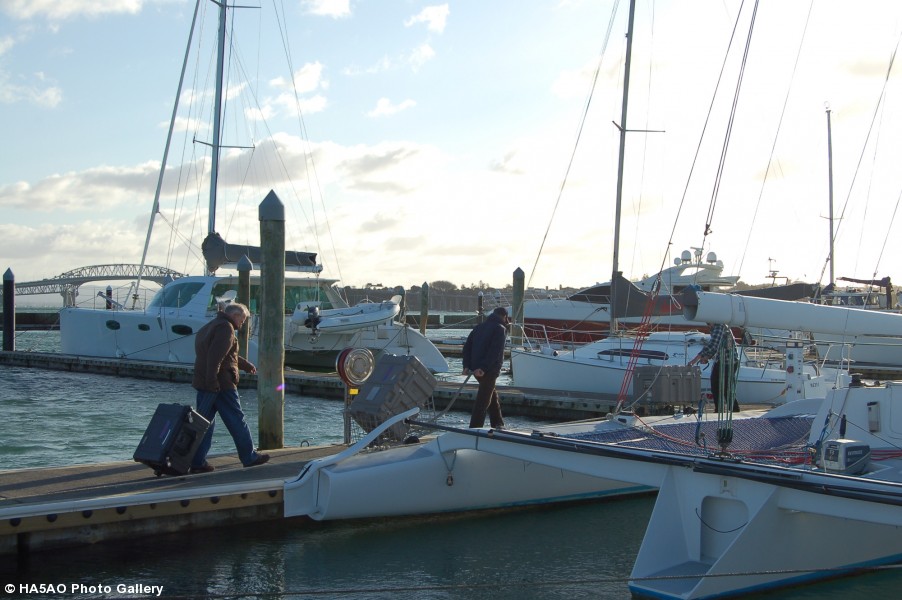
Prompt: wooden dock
<box><xmin>0</xmin><ymin>350</ymin><xmax>624</xmax><ymax>559</ymax></box>
<box><xmin>0</xmin><ymin>444</ymin><xmax>342</xmax><ymax>558</ymax></box>
<box><xmin>0</xmin><ymin>350</ymin><xmax>620</xmax><ymax>421</ymax></box>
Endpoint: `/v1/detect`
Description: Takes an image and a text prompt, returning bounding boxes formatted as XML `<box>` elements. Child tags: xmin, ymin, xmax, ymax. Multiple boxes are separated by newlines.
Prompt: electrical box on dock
<box><xmin>350</xmin><ymin>354</ymin><xmax>437</xmax><ymax>441</ymax></box>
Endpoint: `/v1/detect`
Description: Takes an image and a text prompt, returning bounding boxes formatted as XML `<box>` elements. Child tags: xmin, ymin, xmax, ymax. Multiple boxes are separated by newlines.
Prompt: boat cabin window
<box><xmin>597</xmin><ymin>349</ymin><xmax>668</xmax><ymax>361</ymax></box>
<box><xmin>148</xmin><ymin>282</ymin><xmax>206</xmax><ymax>309</ymax></box>
<box><xmin>209</xmin><ymin>282</ymin><xmax>340</xmax><ymax>314</ymax></box>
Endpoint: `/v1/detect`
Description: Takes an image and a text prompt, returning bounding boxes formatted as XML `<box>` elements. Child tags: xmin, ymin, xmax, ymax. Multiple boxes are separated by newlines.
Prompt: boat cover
<box><xmin>202</xmin><ymin>232</ymin><xmax>318</xmax><ymax>272</ymax></box>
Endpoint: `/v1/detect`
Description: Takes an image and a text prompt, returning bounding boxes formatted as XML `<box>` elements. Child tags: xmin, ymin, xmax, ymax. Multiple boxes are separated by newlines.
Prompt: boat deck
<box><xmin>566</xmin><ymin>415</ymin><xmax>815</xmax><ymax>462</ymax></box>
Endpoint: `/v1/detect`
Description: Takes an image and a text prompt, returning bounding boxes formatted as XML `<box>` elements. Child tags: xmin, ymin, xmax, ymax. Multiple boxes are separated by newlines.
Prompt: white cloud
<box><xmin>406</xmin><ymin>43</ymin><xmax>435</xmax><ymax>71</ymax></box>
<box><xmin>404</xmin><ymin>4</ymin><xmax>450</xmax><ymax>34</ymax></box>
<box><xmin>0</xmin><ymin>162</ymin><xmax>161</xmax><ymax>212</ymax></box>
<box><xmin>343</xmin><ymin>56</ymin><xmax>394</xmax><ymax>76</ymax></box>
<box><xmin>366</xmin><ymin>97</ymin><xmax>416</xmax><ymax>118</ymax></box>
<box><xmin>301</xmin><ymin>0</ymin><xmax>351</xmax><ymax>19</ymax></box>
<box><xmin>0</xmin><ymin>71</ymin><xmax>62</xmax><ymax>106</ymax></box>
<box><xmin>271</xmin><ymin>92</ymin><xmax>328</xmax><ymax>116</ymax></box>
<box><xmin>0</xmin><ymin>35</ymin><xmax>15</xmax><ymax>56</ymax></box>
<box><xmin>272</xmin><ymin>62</ymin><xmax>327</xmax><ymax>95</ymax></box>
<box><xmin>0</xmin><ymin>0</ymin><xmax>143</xmax><ymax>20</ymax></box>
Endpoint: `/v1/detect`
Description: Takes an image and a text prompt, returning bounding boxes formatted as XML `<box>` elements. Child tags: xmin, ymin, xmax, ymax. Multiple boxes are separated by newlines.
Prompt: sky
<box><xmin>3</xmin><ymin>0</ymin><xmax>902</xmax><ymax>306</ymax></box>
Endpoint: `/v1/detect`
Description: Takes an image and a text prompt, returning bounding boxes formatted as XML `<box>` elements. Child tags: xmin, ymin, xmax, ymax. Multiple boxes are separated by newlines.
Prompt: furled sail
<box><xmin>201</xmin><ymin>232</ymin><xmax>319</xmax><ymax>273</ymax></box>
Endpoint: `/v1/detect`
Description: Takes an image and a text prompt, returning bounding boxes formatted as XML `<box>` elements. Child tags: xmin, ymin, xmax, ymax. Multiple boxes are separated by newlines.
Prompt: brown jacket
<box><xmin>192</xmin><ymin>312</ymin><xmax>251</xmax><ymax>392</ymax></box>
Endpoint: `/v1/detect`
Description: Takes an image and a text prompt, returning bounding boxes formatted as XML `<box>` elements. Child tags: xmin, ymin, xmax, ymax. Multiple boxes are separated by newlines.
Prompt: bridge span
<box><xmin>1</xmin><ymin>265</ymin><xmax>186</xmax><ymax>306</ymax></box>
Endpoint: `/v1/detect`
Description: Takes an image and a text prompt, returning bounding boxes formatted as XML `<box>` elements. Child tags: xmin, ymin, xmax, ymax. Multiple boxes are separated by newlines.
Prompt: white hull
<box><xmin>293</xmin><ymin>299</ymin><xmax>401</xmax><ymax>333</ymax></box>
<box><xmin>629</xmin><ymin>460</ymin><xmax>902</xmax><ymax>599</ymax></box>
<box><xmin>284</xmin><ymin>425</ymin><xmax>648</xmax><ymax>520</ymax></box>
<box><xmin>511</xmin><ymin>331</ymin><xmax>826</xmax><ymax>406</ymax></box>
<box><xmin>629</xmin><ymin>382</ymin><xmax>902</xmax><ymax>598</ymax></box>
<box><xmin>60</xmin><ymin>275</ymin><xmax>448</xmax><ymax>373</ymax></box>
<box><xmin>813</xmin><ymin>331</ymin><xmax>902</xmax><ymax>371</ymax></box>
<box><xmin>283</xmin><ymin>401</ymin><xmax>820</xmax><ymax>522</ymax></box>
<box><xmin>60</xmin><ymin>305</ymin><xmax>242</xmax><ymax>363</ymax></box>
<box><xmin>286</xmin><ymin>321</ymin><xmax>448</xmax><ymax>373</ymax></box>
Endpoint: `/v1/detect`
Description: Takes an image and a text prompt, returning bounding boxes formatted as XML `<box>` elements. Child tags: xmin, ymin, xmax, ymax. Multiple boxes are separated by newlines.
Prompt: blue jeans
<box><xmin>192</xmin><ymin>389</ymin><xmax>260</xmax><ymax>467</ymax></box>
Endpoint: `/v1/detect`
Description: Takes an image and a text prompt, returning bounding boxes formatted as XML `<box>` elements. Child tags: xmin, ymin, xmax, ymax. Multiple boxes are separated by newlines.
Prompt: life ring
<box><xmin>336</xmin><ymin>347</ymin><xmax>375</xmax><ymax>387</ymax></box>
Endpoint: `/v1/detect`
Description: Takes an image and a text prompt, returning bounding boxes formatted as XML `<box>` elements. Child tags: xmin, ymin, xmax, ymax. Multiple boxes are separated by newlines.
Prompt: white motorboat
<box><xmin>57</xmin><ymin>2</ymin><xmax>449</xmax><ymax>374</ymax></box>
<box><xmin>61</xmin><ymin>274</ymin><xmax>449</xmax><ymax>373</ymax></box>
<box><xmin>511</xmin><ymin>330</ymin><xmax>827</xmax><ymax>406</ymax></box>
<box><xmin>523</xmin><ymin>248</ymin><xmax>740</xmax><ymax>345</ymax></box>
<box><xmin>294</xmin><ymin>297</ymin><xmax>401</xmax><ymax>334</ymax></box>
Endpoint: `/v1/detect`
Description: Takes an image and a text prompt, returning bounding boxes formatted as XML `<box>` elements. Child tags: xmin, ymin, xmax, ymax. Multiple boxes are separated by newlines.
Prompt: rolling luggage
<box><xmin>134</xmin><ymin>403</ymin><xmax>210</xmax><ymax>476</ymax></box>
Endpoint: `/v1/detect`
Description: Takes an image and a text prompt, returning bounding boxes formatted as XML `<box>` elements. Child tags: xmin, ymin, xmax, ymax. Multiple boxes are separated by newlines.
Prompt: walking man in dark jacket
<box><xmin>190</xmin><ymin>303</ymin><xmax>269</xmax><ymax>473</ymax></box>
<box><xmin>462</xmin><ymin>306</ymin><xmax>509</xmax><ymax>428</ymax></box>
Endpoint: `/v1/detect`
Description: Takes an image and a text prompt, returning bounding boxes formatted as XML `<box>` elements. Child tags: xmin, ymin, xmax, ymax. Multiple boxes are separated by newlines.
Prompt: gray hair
<box><xmin>223</xmin><ymin>302</ymin><xmax>250</xmax><ymax>318</ymax></box>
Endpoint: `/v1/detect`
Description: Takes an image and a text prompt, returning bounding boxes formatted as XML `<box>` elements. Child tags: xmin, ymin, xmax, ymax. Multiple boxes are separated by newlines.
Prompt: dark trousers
<box><xmin>469</xmin><ymin>373</ymin><xmax>505</xmax><ymax>428</ymax></box>
<box><xmin>711</xmin><ymin>359</ymin><xmax>741</xmax><ymax>412</ymax></box>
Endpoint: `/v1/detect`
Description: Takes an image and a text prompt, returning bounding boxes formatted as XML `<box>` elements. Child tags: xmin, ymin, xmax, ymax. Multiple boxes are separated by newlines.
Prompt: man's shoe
<box><xmin>245</xmin><ymin>453</ymin><xmax>270</xmax><ymax>468</ymax></box>
<box><xmin>189</xmin><ymin>463</ymin><xmax>215</xmax><ymax>474</ymax></box>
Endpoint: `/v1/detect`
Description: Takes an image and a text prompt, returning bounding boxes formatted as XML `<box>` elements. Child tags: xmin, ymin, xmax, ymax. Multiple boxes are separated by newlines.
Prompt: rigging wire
<box><xmin>701</xmin><ymin>0</ymin><xmax>759</xmax><ymax>243</ymax></box>
<box><xmin>735</xmin><ymin>1</ymin><xmax>813</xmax><ymax>278</ymax></box>
<box><xmin>657</xmin><ymin>0</ymin><xmax>748</xmax><ymax>279</ymax></box>
<box><xmin>524</xmin><ymin>0</ymin><xmax>621</xmax><ymax>290</ymax></box>
<box><xmin>273</xmin><ymin>0</ymin><xmax>346</xmax><ymax>299</ymax></box>
<box><xmin>816</xmin><ymin>28</ymin><xmax>902</xmax><ymax>285</ymax></box>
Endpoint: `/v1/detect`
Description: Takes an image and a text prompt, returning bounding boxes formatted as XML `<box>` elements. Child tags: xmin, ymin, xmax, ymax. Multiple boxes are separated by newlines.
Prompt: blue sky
<box><xmin>3</xmin><ymin>0</ymin><xmax>902</xmax><ymax>306</ymax></box>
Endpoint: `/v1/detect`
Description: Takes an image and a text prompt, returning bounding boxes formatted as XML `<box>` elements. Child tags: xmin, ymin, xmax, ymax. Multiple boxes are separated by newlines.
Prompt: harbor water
<box><xmin>3</xmin><ymin>332</ymin><xmax>902</xmax><ymax>598</ymax></box>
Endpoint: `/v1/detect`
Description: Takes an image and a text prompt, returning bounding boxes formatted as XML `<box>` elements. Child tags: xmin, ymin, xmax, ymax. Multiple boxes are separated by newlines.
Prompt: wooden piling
<box><xmin>419</xmin><ymin>281</ymin><xmax>429</xmax><ymax>336</ymax></box>
<box><xmin>3</xmin><ymin>268</ymin><xmax>14</xmax><ymax>351</ymax></box>
<box><xmin>512</xmin><ymin>267</ymin><xmax>525</xmax><ymax>347</ymax></box>
<box><xmin>237</xmin><ymin>255</ymin><xmax>252</xmax><ymax>359</ymax></box>
<box><xmin>258</xmin><ymin>191</ymin><xmax>286</xmax><ymax>450</ymax></box>
<box><xmin>477</xmin><ymin>291</ymin><xmax>485</xmax><ymax>325</ymax></box>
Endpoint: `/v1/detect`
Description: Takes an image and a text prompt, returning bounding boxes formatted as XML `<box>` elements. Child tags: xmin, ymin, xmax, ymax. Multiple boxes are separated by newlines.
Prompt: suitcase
<box><xmin>134</xmin><ymin>403</ymin><xmax>211</xmax><ymax>476</ymax></box>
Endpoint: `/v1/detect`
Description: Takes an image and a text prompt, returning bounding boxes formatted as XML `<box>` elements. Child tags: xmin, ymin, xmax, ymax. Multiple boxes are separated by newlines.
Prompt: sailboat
<box><xmin>280</xmin><ymin>0</ymin><xmax>824</xmax><ymax>517</ymax></box>
<box><xmin>58</xmin><ymin>1</ymin><xmax>448</xmax><ymax>374</ymax></box>
<box><xmin>509</xmin><ymin>0</ymin><xmax>825</xmax><ymax>406</ymax></box>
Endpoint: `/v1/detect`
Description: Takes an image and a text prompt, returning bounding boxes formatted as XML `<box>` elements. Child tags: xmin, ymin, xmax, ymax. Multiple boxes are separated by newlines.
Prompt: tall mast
<box><xmin>826</xmin><ymin>104</ymin><xmax>835</xmax><ymax>287</ymax></box>
<box><xmin>609</xmin><ymin>0</ymin><xmax>637</xmax><ymax>335</ymax></box>
<box><xmin>130</xmin><ymin>0</ymin><xmax>203</xmax><ymax>308</ymax></box>
<box><xmin>208</xmin><ymin>0</ymin><xmax>228</xmax><ymax>239</ymax></box>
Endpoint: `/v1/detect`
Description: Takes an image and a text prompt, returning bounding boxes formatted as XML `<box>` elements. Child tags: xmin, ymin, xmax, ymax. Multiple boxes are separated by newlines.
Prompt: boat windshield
<box><xmin>147</xmin><ymin>281</ymin><xmax>206</xmax><ymax>309</ymax></box>
<box><xmin>209</xmin><ymin>282</ymin><xmax>342</xmax><ymax>314</ymax></box>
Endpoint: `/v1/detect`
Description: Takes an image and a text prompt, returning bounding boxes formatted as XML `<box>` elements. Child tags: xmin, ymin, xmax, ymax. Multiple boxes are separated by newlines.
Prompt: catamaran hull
<box><xmin>629</xmin><ymin>464</ymin><xmax>902</xmax><ymax>599</ymax></box>
<box><xmin>59</xmin><ymin>307</ymin><xmax>234</xmax><ymax>363</ymax></box>
<box><xmin>284</xmin><ymin>429</ymin><xmax>651</xmax><ymax>521</ymax></box>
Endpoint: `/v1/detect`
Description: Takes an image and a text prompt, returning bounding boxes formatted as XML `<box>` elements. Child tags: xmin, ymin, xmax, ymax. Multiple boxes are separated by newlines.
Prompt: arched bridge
<box><xmin>1</xmin><ymin>264</ymin><xmax>187</xmax><ymax>306</ymax></box>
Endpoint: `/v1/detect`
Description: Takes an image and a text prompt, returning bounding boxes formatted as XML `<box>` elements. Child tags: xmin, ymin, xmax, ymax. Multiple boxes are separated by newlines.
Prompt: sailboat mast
<box><xmin>826</xmin><ymin>105</ymin><xmax>835</xmax><ymax>287</ymax></box>
<box><xmin>609</xmin><ymin>0</ymin><xmax>637</xmax><ymax>335</ymax></box>
<box><xmin>208</xmin><ymin>0</ymin><xmax>228</xmax><ymax>239</ymax></box>
<box><xmin>130</xmin><ymin>0</ymin><xmax>203</xmax><ymax>307</ymax></box>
